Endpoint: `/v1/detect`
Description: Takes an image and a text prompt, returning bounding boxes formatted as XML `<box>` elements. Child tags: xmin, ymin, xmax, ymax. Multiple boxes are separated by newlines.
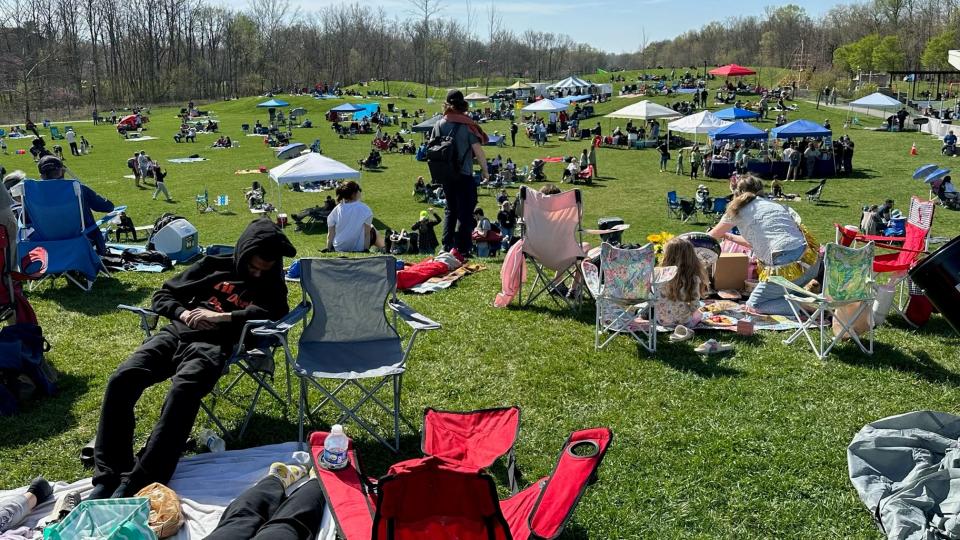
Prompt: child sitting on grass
<box><xmin>656</xmin><ymin>237</ymin><xmax>708</xmax><ymax>329</ymax></box>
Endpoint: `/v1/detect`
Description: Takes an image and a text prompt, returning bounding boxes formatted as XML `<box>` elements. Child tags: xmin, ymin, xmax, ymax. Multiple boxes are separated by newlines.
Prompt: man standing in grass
<box><xmin>89</xmin><ymin>220</ymin><xmax>296</xmax><ymax>500</ymax></box>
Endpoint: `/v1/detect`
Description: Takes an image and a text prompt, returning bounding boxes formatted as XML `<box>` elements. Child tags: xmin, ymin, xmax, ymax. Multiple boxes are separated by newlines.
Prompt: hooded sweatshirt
<box><xmin>152</xmin><ymin>219</ymin><xmax>297</xmax><ymax>344</ymax></box>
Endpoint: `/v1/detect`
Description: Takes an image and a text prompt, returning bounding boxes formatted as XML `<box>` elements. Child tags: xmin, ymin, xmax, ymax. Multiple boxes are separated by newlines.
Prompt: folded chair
<box><xmin>770</xmin><ymin>242</ymin><xmax>876</xmax><ymax>359</ymax></box>
<box><xmin>287</xmin><ymin>257</ymin><xmax>440</xmax><ymax>451</ymax></box>
<box><xmin>116</xmin><ymin>302</ymin><xmax>308</xmax><ymax>439</ymax></box>
<box><xmin>18</xmin><ymin>179</ymin><xmax>116</xmax><ymax>291</ymax></box>
<box><xmin>582</xmin><ymin>243</ymin><xmax>676</xmax><ymax>354</ymax></box>
<box><xmin>310</xmin><ymin>406</ymin><xmax>612</xmax><ymax>540</ymax></box>
<box><xmin>514</xmin><ymin>186</ymin><xmax>595</xmax><ymax>312</ymax></box>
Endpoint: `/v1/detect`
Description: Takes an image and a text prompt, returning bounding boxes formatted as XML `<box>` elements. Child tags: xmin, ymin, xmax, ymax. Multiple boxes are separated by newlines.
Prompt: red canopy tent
<box><xmin>709</xmin><ymin>64</ymin><xmax>756</xmax><ymax>77</ymax></box>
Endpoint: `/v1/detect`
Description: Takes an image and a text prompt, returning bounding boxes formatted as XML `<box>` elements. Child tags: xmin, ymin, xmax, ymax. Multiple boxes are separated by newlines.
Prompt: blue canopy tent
<box><xmin>770</xmin><ymin>119</ymin><xmax>831</xmax><ymax>139</ymax></box>
<box><xmin>708</xmin><ymin>121</ymin><xmax>768</xmax><ymax>140</ymax></box>
<box><xmin>329</xmin><ymin>103</ymin><xmax>364</xmax><ymax>113</ymax></box>
<box><xmin>257</xmin><ymin>99</ymin><xmax>289</xmax><ymax>108</ymax></box>
<box><xmin>770</xmin><ymin>119</ymin><xmax>836</xmax><ymax>177</ymax></box>
<box><xmin>714</xmin><ymin>107</ymin><xmax>761</xmax><ymax>121</ymax></box>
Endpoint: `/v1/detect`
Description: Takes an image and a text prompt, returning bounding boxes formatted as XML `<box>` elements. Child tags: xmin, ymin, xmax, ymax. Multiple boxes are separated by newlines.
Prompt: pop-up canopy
<box><xmin>522</xmin><ymin>99</ymin><xmax>569</xmax><ymax>113</ymax></box>
<box><xmin>257</xmin><ymin>99</ymin><xmax>289</xmax><ymax>108</ymax></box>
<box><xmin>709</xmin><ymin>64</ymin><xmax>756</xmax><ymax>77</ymax></box>
<box><xmin>463</xmin><ymin>92</ymin><xmax>488</xmax><ymax>101</ymax></box>
<box><xmin>849</xmin><ymin>92</ymin><xmax>902</xmax><ymax>109</ymax></box>
<box><xmin>770</xmin><ymin>119</ymin><xmax>832</xmax><ymax>139</ymax></box>
<box><xmin>667</xmin><ymin>110</ymin><xmax>731</xmax><ymax>134</ymax></box>
<box><xmin>708</xmin><ymin>120</ymin><xmax>768</xmax><ymax>141</ymax></box>
<box><xmin>605</xmin><ymin>100</ymin><xmax>681</xmax><ymax>121</ymax></box>
<box><xmin>714</xmin><ymin>106</ymin><xmax>761</xmax><ymax>121</ymax></box>
<box><xmin>412</xmin><ymin>115</ymin><xmax>442</xmax><ymax>133</ymax></box>
<box><xmin>329</xmin><ymin>103</ymin><xmax>364</xmax><ymax>113</ymax></box>
<box><xmin>269</xmin><ymin>153</ymin><xmax>360</xmax><ymax>213</ymax></box>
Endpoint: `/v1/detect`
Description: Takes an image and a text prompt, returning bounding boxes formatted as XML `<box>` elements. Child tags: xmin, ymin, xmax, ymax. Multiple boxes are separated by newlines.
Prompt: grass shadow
<box><xmin>834</xmin><ymin>342</ymin><xmax>960</xmax><ymax>387</ymax></box>
<box><xmin>651</xmin><ymin>342</ymin><xmax>744</xmax><ymax>379</ymax></box>
<box><xmin>506</xmin><ymin>302</ymin><xmax>596</xmax><ymax>325</ymax></box>
<box><xmin>0</xmin><ymin>372</ymin><xmax>92</xmax><ymax>449</ymax></box>
<box><xmin>31</xmin><ymin>278</ymin><xmax>155</xmax><ymax>316</ymax></box>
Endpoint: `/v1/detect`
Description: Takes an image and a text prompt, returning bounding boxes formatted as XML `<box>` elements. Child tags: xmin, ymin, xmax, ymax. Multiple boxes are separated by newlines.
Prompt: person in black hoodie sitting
<box><xmin>89</xmin><ymin>219</ymin><xmax>297</xmax><ymax>499</ymax></box>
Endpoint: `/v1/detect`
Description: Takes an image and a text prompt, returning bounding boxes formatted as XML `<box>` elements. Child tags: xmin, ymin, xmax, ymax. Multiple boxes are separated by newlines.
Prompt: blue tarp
<box><xmin>257</xmin><ymin>99</ymin><xmax>289</xmax><ymax>108</ymax></box>
<box><xmin>329</xmin><ymin>103</ymin><xmax>364</xmax><ymax>113</ymax></box>
<box><xmin>556</xmin><ymin>95</ymin><xmax>593</xmax><ymax>104</ymax></box>
<box><xmin>714</xmin><ymin>107</ymin><xmax>760</xmax><ymax>120</ymax></box>
<box><xmin>352</xmin><ymin>103</ymin><xmax>379</xmax><ymax>121</ymax></box>
<box><xmin>770</xmin><ymin>119</ymin><xmax>832</xmax><ymax>139</ymax></box>
<box><xmin>708</xmin><ymin>120</ymin><xmax>768</xmax><ymax>140</ymax></box>
<box><xmin>675</xmin><ymin>88</ymin><xmax>699</xmax><ymax>94</ymax></box>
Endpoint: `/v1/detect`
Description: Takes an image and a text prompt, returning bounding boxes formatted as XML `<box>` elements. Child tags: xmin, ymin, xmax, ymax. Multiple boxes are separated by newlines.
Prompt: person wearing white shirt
<box><xmin>324</xmin><ymin>181</ymin><xmax>385</xmax><ymax>253</ymax></box>
<box><xmin>64</xmin><ymin>128</ymin><xmax>79</xmax><ymax>156</ymax></box>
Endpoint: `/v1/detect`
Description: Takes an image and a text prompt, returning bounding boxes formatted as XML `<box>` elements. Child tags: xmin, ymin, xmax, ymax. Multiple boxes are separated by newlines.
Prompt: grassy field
<box><xmin>2</xmin><ymin>86</ymin><xmax>959</xmax><ymax>538</ymax></box>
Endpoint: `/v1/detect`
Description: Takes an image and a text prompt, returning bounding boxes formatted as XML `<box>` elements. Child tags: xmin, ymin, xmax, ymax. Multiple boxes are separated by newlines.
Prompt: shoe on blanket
<box><xmin>46</xmin><ymin>490</ymin><xmax>81</xmax><ymax>524</ymax></box>
<box><xmin>269</xmin><ymin>463</ymin><xmax>308</xmax><ymax>489</ymax></box>
<box><xmin>669</xmin><ymin>325</ymin><xmax>694</xmax><ymax>342</ymax></box>
<box><xmin>694</xmin><ymin>339</ymin><xmax>734</xmax><ymax>355</ymax></box>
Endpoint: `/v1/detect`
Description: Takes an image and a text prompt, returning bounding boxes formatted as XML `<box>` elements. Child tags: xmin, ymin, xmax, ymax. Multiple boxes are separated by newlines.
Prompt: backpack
<box><xmin>127</xmin><ymin>157</ymin><xmax>136</xmax><ymax>169</ymax></box>
<box><xmin>0</xmin><ymin>323</ymin><xmax>55</xmax><ymax>416</ymax></box>
<box><xmin>425</xmin><ymin>123</ymin><xmax>470</xmax><ymax>182</ymax></box>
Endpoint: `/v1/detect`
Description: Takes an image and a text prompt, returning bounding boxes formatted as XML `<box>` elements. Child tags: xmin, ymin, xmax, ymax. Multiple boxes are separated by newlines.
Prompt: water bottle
<box><xmin>320</xmin><ymin>425</ymin><xmax>348</xmax><ymax>470</ymax></box>
<box><xmin>199</xmin><ymin>428</ymin><xmax>226</xmax><ymax>453</ymax></box>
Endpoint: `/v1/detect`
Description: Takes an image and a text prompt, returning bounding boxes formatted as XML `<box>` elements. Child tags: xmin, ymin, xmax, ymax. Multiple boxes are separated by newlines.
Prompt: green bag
<box><xmin>44</xmin><ymin>497</ymin><xmax>157</xmax><ymax>540</ymax></box>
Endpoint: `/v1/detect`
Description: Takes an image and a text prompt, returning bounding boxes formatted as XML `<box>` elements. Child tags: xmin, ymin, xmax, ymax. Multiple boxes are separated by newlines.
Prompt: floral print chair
<box><xmin>770</xmin><ymin>242</ymin><xmax>876</xmax><ymax>359</ymax></box>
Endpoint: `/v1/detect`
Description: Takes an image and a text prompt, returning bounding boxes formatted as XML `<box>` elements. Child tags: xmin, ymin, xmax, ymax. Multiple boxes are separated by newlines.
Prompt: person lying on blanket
<box><xmin>88</xmin><ymin>219</ymin><xmax>296</xmax><ymax>500</ymax></box>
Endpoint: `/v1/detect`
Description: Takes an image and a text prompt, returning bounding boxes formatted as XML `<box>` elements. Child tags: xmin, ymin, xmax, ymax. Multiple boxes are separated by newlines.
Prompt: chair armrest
<box><xmin>117</xmin><ymin>304</ymin><xmax>158</xmax><ymax>317</ymax></box>
<box><xmin>767</xmin><ymin>276</ymin><xmax>823</xmax><ymax>301</ymax></box>
<box><xmin>580</xmin><ymin>260</ymin><xmax>601</xmax><ymax>297</ymax></box>
<box><xmin>249</xmin><ymin>301</ymin><xmax>312</xmax><ymax>337</ymax></box>
<box><xmin>581</xmin><ymin>224</ymin><xmax>630</xmax><ymax>236</ymax></box>
<box><xmin>387</xmin><ymin>299</ymin><xmax>441</xmax><ymax>331</ymax></box>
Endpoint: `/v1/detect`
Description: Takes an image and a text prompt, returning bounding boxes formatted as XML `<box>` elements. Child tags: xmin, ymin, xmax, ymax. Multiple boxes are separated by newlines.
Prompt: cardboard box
<box><xmin>713</xmin><ymin>253</ymin><xmax>749</xmax><ymax>291</ymax></box>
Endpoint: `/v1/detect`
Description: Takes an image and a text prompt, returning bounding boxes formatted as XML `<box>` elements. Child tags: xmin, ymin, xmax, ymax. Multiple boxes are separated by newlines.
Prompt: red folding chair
<box><xmin>310</xmin><ymin>407</ymin><xmax>612</xmax><ymax>540</ymax></box>
<box><xmin>834</xmin><ymin>197</ymin><xmax>936</xmax><ymax>326</ymax></box>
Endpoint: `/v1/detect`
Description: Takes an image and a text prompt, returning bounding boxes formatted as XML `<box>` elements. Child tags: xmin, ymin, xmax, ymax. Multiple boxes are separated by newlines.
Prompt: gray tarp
<box><xmin>848</xmin><ymin>411</ymin><xmax>960</xmax><ymax>540</ymax></box>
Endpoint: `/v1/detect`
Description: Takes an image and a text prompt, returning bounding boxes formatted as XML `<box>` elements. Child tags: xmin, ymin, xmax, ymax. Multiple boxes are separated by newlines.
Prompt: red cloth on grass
<box><xmin>397</xmin><ymin>260</ymin><xmax>450</xmax><ymax>290</ymax></box>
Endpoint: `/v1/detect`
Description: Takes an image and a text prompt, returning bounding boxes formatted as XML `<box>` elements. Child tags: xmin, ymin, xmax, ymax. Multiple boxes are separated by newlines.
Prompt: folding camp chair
<box><xmin>834</xmin><ymin>197</ymin><xmax>935</xmax><ymax>326</ymax></box>
<box><xmin>806</xmin><ymin>179</ymin><xmax>826</xmax><ymax>202</ymax></box>
<box><xmin>287</xmin><ymin>257</ymin><xmax>440</xmax><ymax>451</ymax></box>
<box><xmin>770</xmin><ymin>242</ymin><xmax>876</xmax><ymax>359</ymax></box>
<box><xmin>196</xmin><ymin>190</ymin><xmax>212</xmax><ymax>212</ymax></box>
<box><xmin>703</xmin><ymin>197</ymin><xmax>728</xmax><ymax>222</ymax></box>
<box><xmin>17</xmin><ymin>179</ymin><xmax>117</xmax><ymax>291</ymax></box>
<box><xmin>515</xmin><ymin>186</ymin><xmax>601</xmax><ymax>313</ymax></box>
<box><xmin>310</xmin><ymin>406</ymin><xmax>612</xmax><ymax>540</ymax></box>
<box><xmin>49</xmin><ymin>126</ymin><xmax>64</xmax><ymax>140</ymax></box>
<box><xmin>582</xmin><ymin>243</ymin><xmax>676</xmax><ymax>354</ymax></box>
<box><xmin>666</xmin><ymin>191</ymin><xmax>682</xmax><ymax>219</ymax></box>
<box><xmin>116</xmin><ymin>302</ymin><xmax>308</xmax><ymax>439</ymax></box>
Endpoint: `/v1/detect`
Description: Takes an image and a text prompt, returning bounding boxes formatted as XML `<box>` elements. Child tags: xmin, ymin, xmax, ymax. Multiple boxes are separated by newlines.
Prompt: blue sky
<box><xmin>235</xmin><ymin>0</ymin><xmax>843</xmax><ymax>52</ymax></box>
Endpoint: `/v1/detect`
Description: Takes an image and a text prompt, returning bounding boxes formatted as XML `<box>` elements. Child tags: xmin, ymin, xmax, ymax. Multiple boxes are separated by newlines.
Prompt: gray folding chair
<box><xmin>290</xmin><ymin>256</ymin><xmax>441</xmax><ymax>452</ymax></box>
<box><xmin>117</xmin><ymin>302</ymin><xmax>307</xmax><ymax>439</ymax></box>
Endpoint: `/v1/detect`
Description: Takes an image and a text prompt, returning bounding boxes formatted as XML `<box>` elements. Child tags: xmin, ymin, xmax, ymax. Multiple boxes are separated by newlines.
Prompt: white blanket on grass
<box><xmin>0</xmin><ymin>442</ymin><xmax>336</xmax><ymax>539</ymax></box>
<box><xmin>123</xmin><ymin>136</ymin><xmax>158</xmax><ymax>142</ymax></box>
<box><xmin>168</xmin><ymin>157</ymin><xmax>207</xmax><ymax>163</ymax></box>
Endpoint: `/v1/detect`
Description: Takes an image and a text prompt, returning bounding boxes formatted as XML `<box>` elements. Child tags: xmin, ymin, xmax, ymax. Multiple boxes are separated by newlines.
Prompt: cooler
<box><xmin>151</xmin><ymin>218</ymin><xmax>200</xmax><ymax>263</ymax></box>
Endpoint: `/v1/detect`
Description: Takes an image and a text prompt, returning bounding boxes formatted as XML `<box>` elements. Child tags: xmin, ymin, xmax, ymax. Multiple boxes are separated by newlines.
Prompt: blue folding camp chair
<box><xmin>703</xmin><ymin>197</ymin><xmax>728</xmax><ymax>222</ymax></box>
<box><xmin>282</xmin><ymin>257</ymin><xmax>441</xmax><ymax>451</ymax></box>
<box><xmin>18</xmin><ymin>179</ymin><xmax>118</xmax><ymax>291</ymax></box>
<box><xmin>666</xmin><ymin>191</ymin><xmax>682</xmax><ymax>219</ymax></box>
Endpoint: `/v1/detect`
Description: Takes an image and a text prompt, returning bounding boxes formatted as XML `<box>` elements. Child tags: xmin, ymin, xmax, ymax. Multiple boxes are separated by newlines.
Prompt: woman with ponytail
<box><xmin>709</xmin><ymin>175</ymin><xmax>820</xmax><ymax>315</ymax></box>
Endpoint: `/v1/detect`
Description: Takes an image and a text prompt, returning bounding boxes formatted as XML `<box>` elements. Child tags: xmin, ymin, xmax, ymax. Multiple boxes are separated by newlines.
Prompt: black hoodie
<box><xmin>152</xmin><ymin>219</ymin><xmax>297</xmax><ymax>344</ymax></box>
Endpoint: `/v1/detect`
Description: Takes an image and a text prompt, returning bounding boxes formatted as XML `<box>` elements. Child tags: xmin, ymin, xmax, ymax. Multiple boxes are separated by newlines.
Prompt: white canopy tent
<box><xmin>605</xmin><ymin>100</ymin><xmax>681</xmax><ymax>120</ymax></box>
<box><xmin>848</xmin><ymin>92</ymin><xmax>904</xmax><ymax>126</ymax></box>
<box><xmin>269</xmin><ymin>153</ymin><xmax>360</xmax><ymax>214</ymax></box>
<box><xmin>521</xmin><ymin>99</ymin><xmax>569</xmax><ymax>113</ymax></box>
<box><xmin>667</xmin><ymin>111</ymin><xmax>731</xmax><ymax>147</ymax></box>
<box><xmin>550</xmin><ymin>76</ymin><xmax>592</xmax><ymax>90</ymax></box>
<box><xmin>464</xmin><ymin>92</ymin><xmax>488</xmax><ymax>102</ymax></box>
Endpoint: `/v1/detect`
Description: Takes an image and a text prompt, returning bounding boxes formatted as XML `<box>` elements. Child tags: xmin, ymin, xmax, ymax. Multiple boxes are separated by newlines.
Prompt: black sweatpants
<box><xmin>440</xmin><ymin>174</ymin><xmax>477</xmax><ymax>255</ymax></box>
<box><xmin>207</xmin><ymin>477</ymin><xmax>325</xmax><ymax>540</ymax></box>
<box><xmin>93</xmin><ymin>326</ymin><xmax>228</xmax><ymax>492</ymax></box>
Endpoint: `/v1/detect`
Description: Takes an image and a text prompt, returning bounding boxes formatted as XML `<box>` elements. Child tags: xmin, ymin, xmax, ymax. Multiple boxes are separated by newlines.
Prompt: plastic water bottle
<box><xmin>199</xmin><ymin>428</ymin><xmax>225</xmax><ymax>453</ymax></box>
<box><xmin>320</xmin><ymin>425</ymin><xmax>348</xmax><ymax>470</ymax></box>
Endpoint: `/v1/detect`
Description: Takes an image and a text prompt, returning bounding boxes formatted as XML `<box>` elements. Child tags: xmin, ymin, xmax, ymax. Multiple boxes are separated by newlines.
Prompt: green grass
<box><xmin>2</xmin><ymin>90</ymin><xmax>959</xmax><ymax>538</ymax></box>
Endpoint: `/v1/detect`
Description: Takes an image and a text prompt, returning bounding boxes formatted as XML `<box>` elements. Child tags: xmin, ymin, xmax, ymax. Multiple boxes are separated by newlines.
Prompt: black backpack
<box><xmin>425</xmin><ymin>123</ymin><xmax>470</xmax><ymax>182</ymax></box>
<box><xmin>0</xmin><ymin>323</ymin><xmax>55</xmax><ymax>416</ymax></box>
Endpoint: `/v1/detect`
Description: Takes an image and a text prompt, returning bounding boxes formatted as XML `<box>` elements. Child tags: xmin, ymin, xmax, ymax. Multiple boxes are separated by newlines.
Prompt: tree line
<box><xmin>0</xmin><ymin>0</ymin><xmax>958</xmax><ymax>121</ymax></box>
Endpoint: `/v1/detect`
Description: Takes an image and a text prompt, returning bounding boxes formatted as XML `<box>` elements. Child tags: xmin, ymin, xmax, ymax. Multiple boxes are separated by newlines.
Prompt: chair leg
<box><xmin>298</xmin><ymin>378</ymin><xmax>307</xmax><ymax>450</ymax></box>
<box><xmin>393</xmin><ymin>375</ymin><xmax>401</xmax><ymax>451</ymax></box>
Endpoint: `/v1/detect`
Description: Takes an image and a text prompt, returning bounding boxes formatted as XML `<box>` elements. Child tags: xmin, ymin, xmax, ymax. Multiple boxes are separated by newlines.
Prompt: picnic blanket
<box><xmin>848</xmin><ymin>411</ymin><xmax>960</xmax><ymax>540</ymax></box>
<box><xmin>235</xmin><ymin>169</ymin><xmax>266</xmax><ymax>175</ymax></box>
<box><xmin>406</xmin><ymin>263</ymin><xmax>484</xmax><ymax>294</ymax></box>
<box><xmin>168</xmin><ymin>157</ymin><xmax>207</xmax><ymax>163</ymax></box>
<box><xmin>102</xmin><ymin>244</ymin><xmax>174</xmax><ymax>273</ymax></box>
<box><xmin>123</xmin><ymin>135</ymin><xmax>157</xmax><ymax>142</ymax></box>
<box><xmin>0</xmin><ymin>442</ymin><xmax>336</xmax><ymax>539</ymax></box>
<box><xmin>689</xmin><ymin>299</ymin><xmax>804</xmax><ymax>332</ymax></box>
<box><xmin>538</xmin><ymin>156</ymin><xmax>565</xmax><ymax>163</ymax></box>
